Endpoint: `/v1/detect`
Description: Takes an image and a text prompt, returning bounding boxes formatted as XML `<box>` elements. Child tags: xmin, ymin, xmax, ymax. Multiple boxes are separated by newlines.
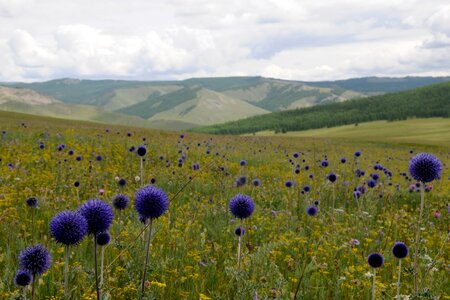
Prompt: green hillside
<box><xmin>249</xmin><ymin>118</ymin><xmax>450</xmax><ymax>147</ymax></box>
<box><xmin>194</xmin><ymin>81</ymin><xmax>450</xmax><ymax>135</ymax></box>
<box><xmin>2</xmin><ymin>76</ymin><xmax>450</xmax><ymax>130</ymax></box>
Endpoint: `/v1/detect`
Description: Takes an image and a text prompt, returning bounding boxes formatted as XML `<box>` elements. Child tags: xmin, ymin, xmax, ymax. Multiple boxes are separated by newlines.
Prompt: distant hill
<box><xmin>2</xmin><ymin>76</ymin><xmax>449</xmax><ymax>129</ymax></box>
<box><xmin>194</xmin><ymin>81</ymin><xmax>450</xmax><ymax>135</ymax></box>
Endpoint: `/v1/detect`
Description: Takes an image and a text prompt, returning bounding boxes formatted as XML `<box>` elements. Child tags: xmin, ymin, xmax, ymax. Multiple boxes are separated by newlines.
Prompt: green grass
<box><xmin>249</xmin><ymin>118</ymin><xmax>450</xmax><ymax>147</ymax></box>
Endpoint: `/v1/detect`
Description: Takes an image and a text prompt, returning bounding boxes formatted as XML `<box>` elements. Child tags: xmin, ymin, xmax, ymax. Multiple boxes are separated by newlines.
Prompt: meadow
<box><xmin>0</xmin><ymin>111</ymin><xmax>448</xmax><ymax>299</ymax></box>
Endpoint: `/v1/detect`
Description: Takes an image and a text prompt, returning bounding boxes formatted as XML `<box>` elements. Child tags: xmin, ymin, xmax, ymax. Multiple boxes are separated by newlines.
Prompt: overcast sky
<box><xmin>1</xmin><ymin>0</ymin><xmax>449</xmax><ymax>82</ymax></box>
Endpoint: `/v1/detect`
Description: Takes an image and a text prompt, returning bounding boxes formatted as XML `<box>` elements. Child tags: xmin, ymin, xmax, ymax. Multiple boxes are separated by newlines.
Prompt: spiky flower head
<box><xmin>50</xmin><ymin>210</ymin><xmax>88</xmax><ymax>245</ymax></box>
<box><xmin>19</xmin><ymin>245</ymin><xmax>52</xmax><ymax>275</ymax></box>
<box><xmin>234</xmin><ymin>226</ymin><xmax>245</xmax><ymax>236</ymax></box>
<box><xmin>96</xmin><ymin>231</ymin><xmax>111</xmax><ymax>246</ymax></box>
<box><xmin>113</xmin><ymin>194</ymin><xmax>129</xmax><ymax>210</ymax></box>
<box><xmin>306</xmin><ymin>206</ymin><xmax>318</xmax><ymax>216</ymax></box>
<box><xmin>79</xmin><ymin>199</ymin><xmax>114</xmax><ymax>235</ymax></box>
<box><xmin>229</xmin><ymin>194</ymin><xmax>255</xmax><ymax>219</ymax></box>
<box><xmin>327</xmin><ymin>172</ymin><xmax>337</xmax><ymax>183</ymax></box>
<box><xmin>135</xmin><ymin>185</ymin><xmax>169</xmax><ymax>219</ymax></box>
<box><xmin>26</xmin><ymin>197</ymin><xmax>38</xmax><ymax>208</ymax></box>
<box><xmin>137</xmin><ymin>145</ymin><xmax>147</xmax><ymax>157</ymax></box>
<box><xmin>392</xmin><ymin>242</ymin><xmax>409</xmax><ymax>259</ymax></box>
<box><xmin>409</xmin><ymin>153</ymin><xmax>442</xmax><ymax>183</ymax></box>
<box><xmin>14</xmin><ymin>269</ymin><xmax>32</xmax><ymax>286</ymax></box>
<box><xmin>367</xmin><ymin>253</ymin><xmax>384</xmax><ymax>268</ymax></box>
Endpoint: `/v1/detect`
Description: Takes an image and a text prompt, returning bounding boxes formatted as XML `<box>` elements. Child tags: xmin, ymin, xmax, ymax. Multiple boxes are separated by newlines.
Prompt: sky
<box><xmin>1</xmin><ymin>0</ymin><xmax>449</xmax><ymax>82</ymax></box>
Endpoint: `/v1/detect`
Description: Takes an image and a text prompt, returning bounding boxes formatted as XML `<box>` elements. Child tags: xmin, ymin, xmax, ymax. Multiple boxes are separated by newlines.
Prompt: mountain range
<box><xmin>1</xmin><ymin>76</ymin><xmax>449</xmax><ymax>130</ymax></box>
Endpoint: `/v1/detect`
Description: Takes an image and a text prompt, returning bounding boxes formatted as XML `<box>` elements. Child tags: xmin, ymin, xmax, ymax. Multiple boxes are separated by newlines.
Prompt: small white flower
<box><xmin>115</xmin><ymin>176</ymin><xmax>120</xmax><ymax>181</ymax></box>
<box><xmin>135</xmin><ymin>176</ymin><xmax>140</xmax><ymax>182</ymax></box>
<box><xmin>364</xmin><ymin>271</ymin><xmax>373</xmax><ymax>278</ymax></box>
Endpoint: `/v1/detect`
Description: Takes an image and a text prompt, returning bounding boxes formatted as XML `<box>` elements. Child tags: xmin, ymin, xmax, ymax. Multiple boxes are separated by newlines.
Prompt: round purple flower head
<box><xmin>79</xmin><ymin>199</ymin><xmax>114</xmax><ymax>235</ymax></box>
<box><xmin>321</xmin><ymin>160</ymin><xmax>329</xmax><ymax>167</ymax></box>
<box><xmin>113</xmin><ymin>194</ymin><xmax>129</xmax><ymax>210</ymax></box>
<box><xmin>26</xmin><ymin>197</ymin><xmax>38</xmax><ymax>208</ymax></box>
<box><xmin>341</xmin><ymin>157</ymin><xmax>346</xmax><ymax>163</ymax></box>
<box><xmin>14</xmin><ymin>269</ymin><xmax>32</xmax><ymax>286</ymax></box>
<box><xmin>240</xmin><ymin>160</ymin><xmax>246</xmax><ymax>166</ymax></box>
<box><xmin>96</xmin><ymin>231</ymin><xmax>111</xmax><ymax>246</ymax></box>
<box><xmin>367</xmin><ymin>179</ymin><xmax>377</xmax><ymax>188</ymax></box>
<box><xmin>135</xmin><ymin>185</ymin><xmax>169</xmax><ymax>219</ymax></box>
<box><xmin>303</xmin><ymin>185</ymin><xmax>311</xmax><ymax>192</ymax></box>
<box><xmin>137</xmin><ymin>145</ymin><xmax>147</xmax><ymax>157</ymax></box>
<box><xmin>392</xmin><ymin>242</ymin><xmax>409</xmax><ymax>259</ymax></box>
<box><xmin>285</xmin><ymin>180</ymin><xmax>294</xmax><ymax>188</ymax></box>
<box><xmin>76</xmin><ymin>155</ymin><xmax>82</xmax><ymax>161</ymax></box>
<box><xmin>19</xmin><ymin>245</ymin><xmax>52</xmax><ymax>276</ymax></box>
<box><xmin>252</xmin><ymin>179</ymin><xmax>261</xmax><ymax>187</ymax></box>
<box><xmin>96</xmin><ymin>155</ymin><xmax>103</xmax><ymax>161</ymax></box>
<box><xmin>293</xmin><ymin>152</ymin><xmax>299</xmax><ymax>158</ymax></box>
<box><xmin>367</xmin><ymin>253</ymin><xmax>384</xmax><ymax>268</ymax></box>
<box><xmin>229</xmin><ymin>194</ymin><xmax>255</xmax><ymax>219</ymax></box>
<box><xmin>306</xmin><ymin>206</ymin><xmax>318</xmax><ymax>216</ymax></box>
<box><xmin>234</xmin><ymin>226</ymin><xmax>245</xmax><ymax>236</ymax></box>
<box><xmin>409</xmin><ymin>153</ymin><xmax>442</xmax><ymax>183</ymax></box>
<box><xmin>327</xmin><ymin>172</ymin><xmax>337</xmax><ymax>183</ymax></box>
<box><xmin>118</xmin><ymin>178</ymin><xmax>127</xmax><ymax>187</ymax></box>
<box><xmin>354</xmin><ymin>150</ymin><xmax>361</xmax><ymax>157</ymax></box>
<box><xmin>50</xmin><ymin>210</ymin><xmax>88</xmax><ymax>245</ymax></box>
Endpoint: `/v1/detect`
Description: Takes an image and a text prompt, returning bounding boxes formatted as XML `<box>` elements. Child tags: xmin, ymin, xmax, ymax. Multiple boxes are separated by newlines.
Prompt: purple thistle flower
<box><xmin>96</xmin><ymin>231</ymin><xmax>111</xmax><ymax>246</ymax></box>
<box><xmin>306</xmin><ymin>206</ymin><xmax>318</xmax><ymax>216</ymax></box>
<box><xmin>409</xmin><ymin>153</ymin><xmax>442</xmax><ymax>183</ymax></box>
<box><xmin>303</xmin><ymin>185</ymin><xmax>311</xmax><ymax>192</ymax></box>
<box><xmin>50</xmin><ymin>210</ymin><xmax>88</xmax><ymax>245</ymax></box>
<box><xmin>285</xmin><ymin>180</ymin><xmax>294</xmax><ymax>188</ymax></box>
<box><xmin>118</xmin><ymin>178</ymin><xmax>127</xmax><ymax>187</ymax></box>
<box><xmin>79</xmin><ymin>199</ymin><xmax>114</xmax><ymax>235</ymax></box>
<box><xmin>19</xmin><ymin>245</ymin><xmax>52</xmax><ymax>276</ymax></box>
<box><xmin>252</xmin><ymin>179</ymin><xmax>261</xmax><ymax>187</ymax></box>
<box><xmin>229</xmin><ymin>194</ymin><xmax>255</xmax><ymax>219</ymax></box>
<box><xmin>367</xmin><ymin>253</ymin><xmax>384</xmax><ymax>268</ymax></box>
<box><xmin>234</xmin><ymin>226</ymin><xmax>246</xmax><ymax>236</ymax></box>
<box><xmin>354</xmin><ymin>150</ymin><xmax>361</xmax><ymax>157</ymax></box>
<box><xmin>137</xmin><ymin>145</ymin><xmax>147</xmax><ymax>157</ymax></box>
<box><xmin>113</xmin><ymin>194</ymin><xmax>129</xmax><ymax>210</ymax></box>
<box><xmin>341</xmin><ymin>157</ymin><xmax>346</xmax><ymax>163</ymax></box>
<box><xmin>327</xmin><ymin>172</ymin><xmax>337</xmax><ymax>183</ymax></box>
<box><xmin>26</xmin><ymin>197</ymin><xmax>38</xmax><ymax>208</ymax></box>
<box><xmin>367</xmin><ymin>179</ymin><xmax>377</xmax><ymax>188</ymax></box>
<box><xmin>392</xmin><ymin>242</ymin><xmax>409</xmax><ymax>259</ymax></box>
<box><xmin>14</xmin><ymin>269</ymin><xmax>32</xmax><ymax>286</ymax></box>
<box><xmin>240</xmin><ymin>160</ymin><xmax>247</xmax><ymax>166</ymax></box>
<box><xmin>135</xmin><ymin>185</ymin><xmax>169</xmax><ymax>219</ymax></box>
<box><xmin>321</xmin><ymin>160</ymin><xmax>329</xmax><ymax>167</ymax></box>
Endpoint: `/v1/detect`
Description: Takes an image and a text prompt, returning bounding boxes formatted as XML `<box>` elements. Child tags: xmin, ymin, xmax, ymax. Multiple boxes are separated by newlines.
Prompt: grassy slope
<box><xmin>195</xmin><ymin>81</ymin><xmax>450</xmax><ymax>134</ymax></box>
<box><xmin>249</xmin><ymin>118</ymin><xmax>450</xmax><ymax>147</ymax></box>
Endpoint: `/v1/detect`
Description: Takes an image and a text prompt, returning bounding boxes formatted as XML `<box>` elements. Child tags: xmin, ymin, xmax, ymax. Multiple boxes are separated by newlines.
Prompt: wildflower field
<box><xmin>0</xmin><ymin>111</ymin><xmax>448</xmax><ymax>300</ymax></box>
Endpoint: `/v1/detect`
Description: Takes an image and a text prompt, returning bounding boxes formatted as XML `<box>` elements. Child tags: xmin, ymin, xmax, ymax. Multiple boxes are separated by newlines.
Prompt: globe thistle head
<box><xmin>76</xmin><ymin>155</ymin><xmax>82</xmax><ymax>161</ymax></box>
<box><xmin>137</xmin><ymin>145</ymin><xmax>147</xmax><ymax>157</ymax></box>
<box><xmin>96</xmin><ymin>155</ymin><xmax>103</xmax><ymax>161</ymax></box>
<box><xmin>14</xmin><ymin>269</ymin><xmax>32</xmax><ymax>286</ymax></box>
<box><xmin>367</xmin><ymin>253</ymin><xmax>384</xmax><ymax>268</ymax></box>
<box><xmin>113</xmin><ymin>194</ymin><xmax>129</xmax><ymax>210</ymax></box>
<box><xmin>118</xmin><ymin>178</ymin><xmax>127</xmax><ymax>187</ymax></box>
<box><xmin>236</xmin><ymin>176</ymin><xmax>247</xmax><ymax>187</ymax></box>
<box><xmin>19</xmin><ymin>244</ymin><xmax>52</xmax><ymax>276</ymax></box>
<box><xmin>74</xmin><ymin>180</ymin><xmax>80</xmax><ymax>188</ymax></box>
<box><xmin>50</xmin><ymin>210</ymin><xmax>88</xmax><ymax>245</ymax></box>
<box><xmin>341</xmin><ymin>157</ymin><xmax>346</xmax><ymax>163</ymax></box>
<box><xmin>78</xmin><ymin>199</ymin><xmax>114</xmax><ymax>235</ymax></box>
<box><xmin>39</xmin><ymin>143</ymin><xmax>45</xmax><ymax>150</ymax></box>
<box><xmin>234</xmin><ymin>226</ymin><xmax>245</xmax><ymax>236</ymax></box>
<box><xmin>96</xmin><ymin>231</ymin><xmax>111</xmax><ymax>246</ymax></box>
<box><xmin>135</xmin><ymin>185</ymin><xmax>169</xmax><ymax>219</ymax></box>
<box><xmin>371</xmin><ymin>173</ymin><xmax>379</xmax><ymax>180</ymax></box>
<box><xmin>26</xmin><ymin>197</ymin><xmax>38</xmax><ymax>208</ymax></box>
<box><xmin>306</xmin><ymin>206</ymin><xmax>318</xmax><ymax>216</ymax></box>
<box><xmin>367</xmin><ymin>179</ymin><xmax>377</xmax><ymax>188</ymax></box>
<box><xmin>229</xmin><ymin>194</ymin><xmax>255</xmax><ymax>219</ymax></box>
<box><xmin>354</xmin><ymin>150</ymin><xmax>361</xmax><ymax>157</ymax></box>
<box><xmin>293</xmin><ymin>152</ymin><xmax>299</xmax><ymax>158</ymax></box>
<box><xmin>285</xmin><ymin>180</ymin><xmax>294</xmax><ymax>188</ymax></box>
<box><xmin>240</xmin><ymin>160</ymin><xmax>246</xmax><ymax>166</ymax></box>
<box><xmin>303</xmin><ymin>185</ymin><xmax>311</xmax><ymax>192</ymax></box>
<box><xmin>327</xmin><ymin>172</ymin><xmax>337</xmax><ymax>183</ymax></box>
<box><xmin>68</xmin><ymin>149</ymin><xmax>74</xmax><ymax>155</ymax></box>
<box><xmin>252</xmin><ymin>179</ymin><xmax>261</xmax><ymax>187</ymax></box>
<box><xmin>392</xmin><ymin>242</ymin><xmax>409</xmax><ymax>259</ymax></box>
<box><xmin>321</xmin><ymin>160</ymin><xmax>329</xmax><ymax>167</ymax></box>
<box><xmin>409</xmin><ymin>153</ymin><xmax>442</xmax><ymax>183</ymax></box>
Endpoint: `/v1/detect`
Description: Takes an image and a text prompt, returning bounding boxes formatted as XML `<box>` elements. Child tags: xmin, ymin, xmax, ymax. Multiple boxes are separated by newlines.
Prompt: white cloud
<box><xmin>1</xmin><ymin>0</ymin><xmax>450</xmax><ymax>81</ymax></box>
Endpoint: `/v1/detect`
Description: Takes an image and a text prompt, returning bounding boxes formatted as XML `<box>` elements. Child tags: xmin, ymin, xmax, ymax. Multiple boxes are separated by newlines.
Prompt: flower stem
<box><xmin>23</xmin><ymin>286</ymin><xmax>27</xmax><ymax>300</ymax></box>
<box><xmin>140</xmin><ymin>157</ymin><xmax>144</xmax><ymax>187</ymax></box>
<box><xmin>64</xmin><ymin>245</ymin><xmax>70</xmax><ymax>296</ymax></box>
<box><xmin>396</xmin><ymin>259</ymin><xmax>402</xmax><ymax>300</ymax></box>
<box><xmin>100</xmin><ymin>245</ymin><xmax>105</xmax><ymax>291</ymax></box>
<box><xmin>372</xmin><ymin>268</ymin><xmax>376</xmax><ymax>300</ymax></box>
<box><xmin>94</xmin><ymin>234</ymin><xmax>101</xmax><ymax>300</ymax></box>
<box><xmin>413</xmin><ymin>182</ymin><xmax>425</xmax><ymax>294</ymax></box>
<box><xmin>31</xmin><ymin>274</ymin><xmax>36</xmax><ymax>300</ymax></box>
<box><xmin>140</xmin><ymin>218</ymin><xmax>153</xmax><ymax>299</ymax></box>
<box><xmin>237</xmin><ymin>219</ymin><xmax>243</xmax><ymax>271</ymax></box>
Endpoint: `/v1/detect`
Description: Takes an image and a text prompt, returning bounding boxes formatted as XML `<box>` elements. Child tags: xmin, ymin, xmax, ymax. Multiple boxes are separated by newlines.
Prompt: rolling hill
<box><xmin>194</xmin><ymin>81</ymin><xmax>450</xmax><ymax>135</ymax></box>
<box><xmin>1</xmin><ymin>76</ymin><xmax>449</xmax><ymax>129</ymax></box>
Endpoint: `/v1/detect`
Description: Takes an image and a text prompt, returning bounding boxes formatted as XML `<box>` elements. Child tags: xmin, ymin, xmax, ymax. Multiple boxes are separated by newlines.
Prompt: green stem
<box><xmin>100</xmin><ymin>245</ymin><xmax>105</xmax><ymax>291</ymax></box>
<box><xmin>140</xmin><ymin>218</ymin><xmax>153</xmax><ymax>299</ymax></box>
<box><xmin>413</xmin><ymin>182</ymin><xmax>425</xmax><ymax>294</ymax></box>
<box><xmin>31</xmin><ymin>274</ymin><xmax>36</xmax><ymax>300</ymax></box>
<box><xmin>140</xmin><ymin>157</ymin><xmax>144</xmax><ymax>187</ymax></box>
<box><xmin>396</xmin><ymin>259</ymin><xmax>402</xmax><ymax>300</ymax></box>
<box><xmin>372</xmin><ymin>268</ymin><xmax>376</xmax><ymax>300</ymax></box>
<box><xmin>64</xmin><ymin>245</ymin><xmax>70</xmax><ymax>296</ymax></box>
<box><xmin>237</xmin><ymin>219</ymin><xmax>243</xmax><ymax>271</ymax></box>
<box><xmin>94</xmin><ymin>235</ymin><xmax>101</xmax><ymax>300</ymax></box>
